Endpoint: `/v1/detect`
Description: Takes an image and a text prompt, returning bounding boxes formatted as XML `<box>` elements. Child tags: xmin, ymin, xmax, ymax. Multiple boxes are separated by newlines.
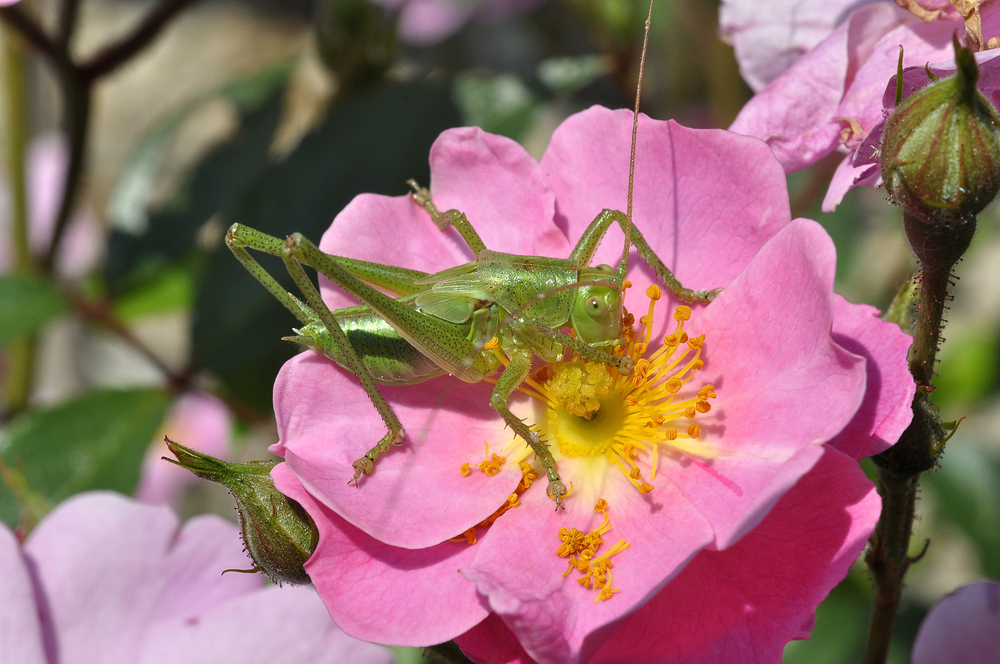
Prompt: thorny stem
<box><xmin>862</xmin><ymin>213</ymin><xmax>976</xmax><ymax>664</ymax></box>
<box><xmin>1</xmin><ymin>25</ymin><xmax>36</xmax><ymax>416</ymax></box>
<box><xmin>0</xmin><ymin>0</ymin><xmax>197</xmax><ymax>414</ymax></box>
<box><xmin>0</xmin><ymin>0</ymin><xmax>196</xmax><ymax>273</ymax></box>
<box><xmin>79</xmin><ymin>0</ymin><xmax>197</xmax><ymax>79</ymax></box>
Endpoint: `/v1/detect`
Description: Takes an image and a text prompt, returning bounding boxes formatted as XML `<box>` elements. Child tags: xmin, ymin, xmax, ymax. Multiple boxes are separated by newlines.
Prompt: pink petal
<box><xmin>463</xmin><ymin>470</ymin><xmax>714</xmax><ymax>664</ymax></box>
<box><xmin>828</xmin><ymin>295</ymin><xmax>914</xmax><ymax>458</ymax></box>
<box><xmin>274</xmin><ymin>352</ymin><xmax>524</xmax><ymax>549</ymax></box>
<box><xmin>398</xmin><ymin>0</ymin><xmax>475</xmax><ymax>45</ymax></box>
<box><xmin>729</xmin><ymin>3</ymin><xmax>955</xmax><ymax>173</ymax></box>
<box><xmin>274</xmin><ymin>463</ymin><xmax>490</xmax><ymax>645</ymax></box>
<box><xmin>0</xmin><ymin>525</ymin><xmax>46</xmax><ymax>664</ymax></box>
<box><xmin>542</xmin><ymin>107</ymin><xmax>789</xmax><ymax>290</ymax></box>
<box><xmin>317</xmin><ymin>126</ymin><xmax>566</xmax><ymax>311</ymax></box>
<box><xmin>136</xmin><ymin>393</ymin><xmax>232</xmax><ymax>506</ymax></box>
<box><xmin>676</xmin><ymin>219</ymin><xmax>867</xmax><ymax>548</ymax></box>
<box><xmin>136</xmin><ymin>585</ymin><xmax>393</xmax><ymax>664</ymax></box>
<box><xmin>24</xmin><ymin>492</ymin><xmax>260</xmax><ymax>663</ymax></box>
<box><xmin>457</xmin><ymin>613</ymin><xmax>534</xmax><ymax>664</ymax></box>
<box><xmin>912</xmin><ymin>581</ymin><xmax>1000</xmax><ymax>664</ymax></box>
<box><xmin>458</xmin><ymin>445</ymin><xmax>880</xmax><ymax>664</ymax></box>
<box><xmin>583</xmin><ymin>445</ymin><xmax>879</xmax><ymax>663</ymax></box>
<box><xmin>719</xmin><ymin>0</ymin><xmax>878</xmax><ymax>91</ymax></box>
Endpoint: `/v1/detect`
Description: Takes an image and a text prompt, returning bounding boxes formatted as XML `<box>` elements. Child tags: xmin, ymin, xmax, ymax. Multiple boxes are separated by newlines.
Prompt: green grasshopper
<box><xmin>224</xmin><ymin>1</ymin><xmax>715</xmax><ymax>508</ymax></box>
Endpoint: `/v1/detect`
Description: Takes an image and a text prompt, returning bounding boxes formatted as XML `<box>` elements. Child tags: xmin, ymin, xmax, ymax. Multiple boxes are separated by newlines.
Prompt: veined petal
<box><xmin>542</xmin><ymin>107</ymin><xmax>789</xmax><ymax>289</ymax></box>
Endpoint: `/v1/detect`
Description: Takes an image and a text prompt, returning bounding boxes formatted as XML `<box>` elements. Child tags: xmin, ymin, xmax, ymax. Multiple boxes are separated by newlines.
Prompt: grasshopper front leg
<box><xmin>572</xmin><ymin>209</ymin><xmax>722</xmax><ymax>304</ymax></box>
<box><xmin>489</xmin><ymin>349</ymin><xmax>567</xmax><ymax>509</ymax></box>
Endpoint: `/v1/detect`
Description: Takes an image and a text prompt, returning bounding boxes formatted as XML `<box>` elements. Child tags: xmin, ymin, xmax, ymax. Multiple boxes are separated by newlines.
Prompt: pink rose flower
<box><xmin>372</xmin><ymin>0</ymin><xmax>546</xmax><ymax>46</ymax></box>
<box><xmin>268</xmin><ymin>107</ymin><xmax>914</xmax><ymax>662</ymax></box>
<box><xmin>912</xmin><ymin>580</ymin><xmax>1000</xmax><ymax>664</ymax></box>
<box><xmin>722</xmin><ymin>0</ymin><xmax>1000</xmax><ymax>210</ymax></box>
<box><xmin>136</xmin><ymin>393</ymin><xmax>233</xmax><ymax>507</ymax></box>
<box><xmin>0</xmin><ymin>491</ymin><xmax>393</xmax><ymax>664</ymax></box>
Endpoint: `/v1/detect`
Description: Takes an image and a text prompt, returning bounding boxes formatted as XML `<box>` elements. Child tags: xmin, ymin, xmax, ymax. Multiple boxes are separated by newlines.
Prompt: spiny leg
<box><xmin>569</xmin><ymin>209</ymin><xmax>721</xmax><ymax>304</ymax></box>
<box><xmin>281</xmin><ymin>234</ymin><xmax>406</xmax><ymax>483</ymax></box>
<box><xmin>489</xmin><ymin>350</ymin><xmax>566</xmax><ymax>509</ymax></box>
<box><xmin>407</xmin><ymin>179</ymin><xmax>487</xmax><ymax>256</ymax></box>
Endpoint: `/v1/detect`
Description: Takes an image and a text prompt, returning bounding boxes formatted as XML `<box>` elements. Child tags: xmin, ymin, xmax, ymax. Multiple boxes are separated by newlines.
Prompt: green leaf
<box><xmin>0</xmin><ymin>274</ymin><xmax>66</xmax><ymax>348</ymax></box>
<box><xmin>0</xmin><ymin>388</ymin><xmax>172</xmax><ymax>527</ymax></box>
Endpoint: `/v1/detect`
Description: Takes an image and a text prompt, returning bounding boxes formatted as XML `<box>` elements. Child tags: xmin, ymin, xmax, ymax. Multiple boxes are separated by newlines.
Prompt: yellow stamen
<box><xmin>556</xmin><ymin>499</ymin><xmax>631</xmax><ymax>601</ymax></box>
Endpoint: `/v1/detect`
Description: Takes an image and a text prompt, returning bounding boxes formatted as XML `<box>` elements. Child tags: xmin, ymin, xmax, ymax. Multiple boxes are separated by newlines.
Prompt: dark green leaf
<box><xmin>0</xmin><ymin>274</ymin><xmax>66</xmax><ymax>348</ymax></box>
<box><xmin>0</xmin><ymin>388</ymin><xmax>172</xmax><ymax>527</ymax></box>
<box><xmin>192</xmin><ymin>81</ymin><xmax>461</xmax><ymax>411</ymax></box>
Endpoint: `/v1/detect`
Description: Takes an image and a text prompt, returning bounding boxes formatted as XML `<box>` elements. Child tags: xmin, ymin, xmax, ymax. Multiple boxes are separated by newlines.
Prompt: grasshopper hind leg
<box><xmin>279</xmin><ymin>233</ymin><xmax>407</xmax><ymax>485</ymax></box>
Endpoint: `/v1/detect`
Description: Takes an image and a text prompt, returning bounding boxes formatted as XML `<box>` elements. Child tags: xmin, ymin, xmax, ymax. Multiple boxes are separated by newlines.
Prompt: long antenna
<box><xmin>621</xmin><ymin>0</ymin><xmax>654</xmax><ymax>273</ymax></box>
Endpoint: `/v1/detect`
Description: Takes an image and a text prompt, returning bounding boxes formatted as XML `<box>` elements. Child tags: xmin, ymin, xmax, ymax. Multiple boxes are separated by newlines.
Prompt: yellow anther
<box><xmin>696</xmin><ymin>400</ymin><xmax>712</xmax><ymax>414</ymax></box>
<box><xmin>629</xmin><ymin>467</ymin><xmax>641</xmax><ymax>479</ymax></box>
<box><xmin>674</xmin><ymin>306</ymin><xmax>692</xmax><ymax>321</ymax></box>
<box><xmin>645</xmin><ymin>284</ymin><xmax>662</xmax><ymax>301</ymax></box>
<box><xmin>622</xmin><ymin>280</ymin><xmax>632</xmax><ymax>289</ymax></box>
<box><xmin>483</xmin><ymin>336</ymin><xmax>500</xmax><ymax>351</ymax></box>
<box><xmin>460</xmin><ymin>462</ymin><xmax>471</xmax><ymax>477</ymax></box>
<box><xmin>685</xmin><ymin>405</ymin><xmax>697</xmax><ymax>418</ymax></box>
<box><xmin>665</xmin><ymin>377</ymin><xmax>682</xmax><ymax>393</ymax></box>
<box><xmin>665</xmin><ymin>427</ymin><xmax>678</xmax><ymax>440</ymax></box>
<box><xmin>480</xmin><ymin>454</ymin><xmax>505</xmax><ymax>476</ymax></box>
<box><xmin>595</xmin><ymin>498</ymin><xmax>608</xmax><ymax>513</ymax></box>
<box><xmin>663</xmin><ymin>333</ymin><xmax>678</xmax><ymax>347</ymax></box>
<box><xmin>688</xmin><ymin>334</ymin><xmax>704</xmax><ymax>349</ymax></box>
<box><xmin>679</xmin><ymin>332</ymin><xmax>689</xmax><ymax>344</ymax></box>
<box><xmin>699</xmin><ymin>384</ymin><xmax>717</xmax><ymax>399</ymax></box>
<box><xmin>633</xmin><ymin>342</ymin><xmax>647</xmax><ymax>355</ymax></box>
<box><xmin>687</xmin><ymin>423</ymin><xmax>701</xmax><ymax>439</ymax></box>
<box><xmin>638</xmin><ymin>481</ymin><xmax>654</xmax><ymax>494</ymax></box>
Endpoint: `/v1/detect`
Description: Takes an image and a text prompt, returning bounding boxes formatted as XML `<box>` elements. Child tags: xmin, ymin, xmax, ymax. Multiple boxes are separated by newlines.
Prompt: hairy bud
<box><xmin>164</xmin><ymin>439</ymin><xmax>317</xmax><ymax>585</ymax></box>
<box><xmin>880</xmin><ymin>37</ymin><xmax>1000</xmax><ymax>230</ymax></box>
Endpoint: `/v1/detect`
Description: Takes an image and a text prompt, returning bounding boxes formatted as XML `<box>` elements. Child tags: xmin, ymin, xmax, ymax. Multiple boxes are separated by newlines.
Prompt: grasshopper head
<box><xmin>571</xmin><ymin>266</ymin><xmax>624</xmax><ymax>346</ymax></box>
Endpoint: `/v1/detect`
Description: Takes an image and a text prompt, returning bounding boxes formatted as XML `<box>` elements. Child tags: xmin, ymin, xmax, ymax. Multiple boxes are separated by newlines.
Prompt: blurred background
<box><xmin>0</xmin><ymin>1</ymin><xmax>998</xmax><ymax>662</ymax></box>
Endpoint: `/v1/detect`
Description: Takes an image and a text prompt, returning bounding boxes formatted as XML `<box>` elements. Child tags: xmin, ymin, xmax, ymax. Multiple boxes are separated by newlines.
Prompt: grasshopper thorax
<box><xmin>571</xmin><ymin>265</ymin><xmax>624</xmax><ymax>346</ymax></box>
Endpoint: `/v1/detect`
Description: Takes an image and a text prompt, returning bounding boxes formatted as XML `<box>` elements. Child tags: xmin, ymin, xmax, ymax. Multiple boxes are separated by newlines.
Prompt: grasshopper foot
<box><xmin>348</xmin><ymin>430</ymin><xmax>405</xmax><ymax>486</ymax></box>
<box><xmin>675</xmin><ymin>286</ymin><xmax>722</xmax><ymax>304</ymax></box>
<box><xmin>546</xmin><ymin>477</ymin><xmax>567</xmax><ymax>511</ymax></box>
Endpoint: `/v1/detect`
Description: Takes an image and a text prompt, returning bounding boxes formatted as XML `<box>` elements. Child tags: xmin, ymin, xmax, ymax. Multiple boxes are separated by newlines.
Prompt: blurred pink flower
<box><xmin>135</xmin><ymin>393</ymin><xmax>232</xmax><ymax>507</ymax></box>
<box><xmin>0</xmin><ymin>491</ymin><xmax>393</xmax><ymax>664</ymax></box>
<box><xmin>722</xmin><ymin>0</ymin><xmax>1000</xmax><ymax>210</ymax></box>
<box><xmin>0</xmin><ymin>134</ymin><xmax>102</xmax><ymax>278</ymax></box>
<box><xmin>268</xmin><ymin>107</ymin><xmax>913</xmax><ymax>662</ymax></box>
<box><xmin>373</xmin><ymin>0</ymin><xmax>546</xmax><ymax>45</ymax></box>
<box><xmin>912</xmin><ymin>580</ymin><xmax>1000</xmax><ymax>664</ymax></box>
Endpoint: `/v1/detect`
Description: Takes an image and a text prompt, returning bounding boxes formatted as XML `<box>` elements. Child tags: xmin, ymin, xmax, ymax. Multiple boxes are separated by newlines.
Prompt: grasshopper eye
<box><xmin>586</xmin><ymin>295</ymin><xmax>607</xmax><ymax>317</ymax></box>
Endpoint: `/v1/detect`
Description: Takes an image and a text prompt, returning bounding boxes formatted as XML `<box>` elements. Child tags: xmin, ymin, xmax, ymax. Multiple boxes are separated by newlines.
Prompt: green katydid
<box><xmin>223</xmin><ymin>0</ymin><xmax>717</xmax><ymax>509</ymax></box>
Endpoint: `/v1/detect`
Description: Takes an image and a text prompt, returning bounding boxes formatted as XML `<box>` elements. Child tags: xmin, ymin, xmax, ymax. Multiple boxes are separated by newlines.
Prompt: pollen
<box><xmin>449</xmin><ymin>459</ymin><xmax>536</xmax><ymax>545</ymax></box>
<box><xmin>557</xmin><ymin>499</ymin><xmax>630</xmax><ymax>602</ymax></box>
<box><xmin>458</xmin><ymin>441</ymin><xmax>508</xmax><ymax>478</ymax></box>
<box><xmin>527</xmin><ymin>286</ymin><xmax>719</xmax><ymax>496</ymax></box>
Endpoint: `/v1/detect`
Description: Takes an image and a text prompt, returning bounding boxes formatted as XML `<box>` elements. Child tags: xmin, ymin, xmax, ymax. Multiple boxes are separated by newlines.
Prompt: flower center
<box><xmin>520</xmin><ymin>283</ymin><xmax>718</xmax><ymax>495</ymax></box>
